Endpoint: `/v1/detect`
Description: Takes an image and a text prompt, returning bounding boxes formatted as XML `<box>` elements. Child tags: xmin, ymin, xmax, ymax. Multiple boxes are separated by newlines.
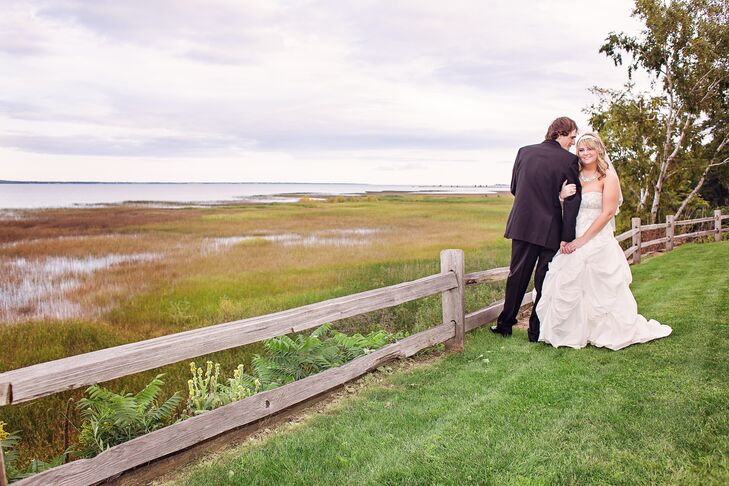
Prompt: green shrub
<box><xmin>252</xmin><ymin>324</ymin><xmax>393</xmax><ymax>385</ymax></box>
<box><xmin>76</xmin><ymin>374</ymin><xmax>182</xmax><ymax>457</ymax></box>
<box><xmin>185</xmin><ymin>361</ymin><xmax>268</xmax><ymax>416</ymax></box>
<box><xmin>185</xmin><ymin>324</ymin><xmax>396</xmax><ymax>416</ymax></box>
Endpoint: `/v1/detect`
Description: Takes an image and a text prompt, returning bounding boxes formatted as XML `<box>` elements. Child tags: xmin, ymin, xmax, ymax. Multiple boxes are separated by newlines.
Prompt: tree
<box><xmin>588</xmin><ymin>0</ymin><xmax>728</xmax><ymax>223</ymax></box>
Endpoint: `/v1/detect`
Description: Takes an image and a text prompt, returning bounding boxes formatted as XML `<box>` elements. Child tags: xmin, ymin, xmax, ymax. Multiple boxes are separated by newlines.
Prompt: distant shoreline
<box><xmin>0</xmin><ymin>182</ymin><xmax>509</xmax><ymax>210</ymax></box>
<box><xmin>0</xmin><ymin>180</ymin><xmax>508</xmax><ymax>187</ymax></box>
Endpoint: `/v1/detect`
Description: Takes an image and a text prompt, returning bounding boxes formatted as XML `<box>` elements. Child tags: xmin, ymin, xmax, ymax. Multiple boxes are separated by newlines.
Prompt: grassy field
<box><xmin>168</xmin><ymin>241</ymin><xmax>729</xmax><ymax>485</ymax></box>
<box><xmin>0</xmin><ymin>195</ymin><xmax>515</xmax><ymax>463</ymax></box>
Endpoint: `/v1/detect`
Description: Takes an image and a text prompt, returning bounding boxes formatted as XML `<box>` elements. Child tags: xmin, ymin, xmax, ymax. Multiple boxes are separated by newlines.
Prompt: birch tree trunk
<box><xmin>650</xmin><ymin>116</ymin><xmax>692</xmax><ymax>223</ymax></box>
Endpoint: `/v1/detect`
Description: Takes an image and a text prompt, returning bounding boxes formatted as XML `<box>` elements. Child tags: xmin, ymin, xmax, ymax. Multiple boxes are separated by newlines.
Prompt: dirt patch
<box><xmin>514</xmin><ymin>304</ymin><xmax>532</xmax><ymax>330</ymax></box>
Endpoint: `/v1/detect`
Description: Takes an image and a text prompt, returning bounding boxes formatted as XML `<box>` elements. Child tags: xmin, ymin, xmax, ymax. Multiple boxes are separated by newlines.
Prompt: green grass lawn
<box><xmin>170</xmin><ymin>241</ymin><xmax>729</xmax><ymax>485</ymax></box>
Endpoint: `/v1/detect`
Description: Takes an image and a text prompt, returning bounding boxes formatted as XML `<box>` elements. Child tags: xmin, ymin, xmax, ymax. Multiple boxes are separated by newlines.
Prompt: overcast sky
<box><xmin>1</xmin><ymin>0</ymin><xmax>645</xmax><ymax>185</ymax></box>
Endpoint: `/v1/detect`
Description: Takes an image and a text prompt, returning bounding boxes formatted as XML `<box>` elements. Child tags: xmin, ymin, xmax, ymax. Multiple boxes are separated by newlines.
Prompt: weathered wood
<box><xmin>615</xmin><ymin>228</ymin><xmax>639</xmax><ymax>243</ymax></box>
<box><xmin>640</xmin><ymin>222</ymin><xmax>667</xmax><ymax>231</ymax></box>
<box><xmin>641</xmin><ymin>236</ymin><xmax>669</xmax><ymax>249</ymax></box>
<box><xmin>632</xmin><ymin>217</ymin><xmax>642</xmax><ymax>264</ymax></box>
<box><xmin>465</xmin><ymin>292</ymin><xmax>532</xmax><ymax>332</ymax></box>
<box><xmin>441</xmin><ymin>250</ymin><xmax>465</xmax><ymax>352</ymax></box>
<box><xmin>674</xmin><ymin>216</ymin><xmax>715</xmax><ymax>226</ymax></box>
<box><xmin>464</xmin><ymin>267</ymin><xmax>509</xmax><ymax>285</ymax></box>
<box><xmin>624</xmin><ymin>245</ymin><xmax>639</xmax><ymax>259</ymax></box>
<box><xmin>0</xmin><ymin>384</ymin><xmax>10</xmax><ymax>408</ymax></box>
<box><xmin>715</xmin><ymin>210</ymin><xmax>722</xmax><ymax>242</ymax></box>
<box><xmin>15</xmin><ymin>322</ymin><xmax>455</xmax><ymax>486</ymax></box>
<box><xmin>0</xmin><ymin>443</ymin><xmax>7</xmax><ymax>486</ymax></box>
<box><xmin>673</xmin><ymin>229</ymin><xmax>715</xmax><ymax>240</ymax></box>
<box><xmin>0</xmin><ymin>272</ymin><xmax>457</xmax><ymax>406</ymax></box>
<box><xmin>665</xmin><ymin>215</ymin><xmax>675</xmax><ymax>251</ymax></box>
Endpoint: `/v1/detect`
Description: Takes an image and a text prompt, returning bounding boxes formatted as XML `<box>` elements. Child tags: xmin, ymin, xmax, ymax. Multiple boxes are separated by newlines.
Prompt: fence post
<box><xmin>632</xmin><ymin>217</ymin><xmax>642</xmax><ymax>264</ymax></box>
<box><xmin>715</xmin><ymin>209</ymin><xmax>722</xmax><ymax>242</ymax></box>
<box><xmin>440</xmin><ymin>249</ymin><xmax>465</xmax><ymax>352</ymax></box>
<box><xmin>0</xmin><ymin>443</ymin><xmax>8</xmax><ymax>486</ymax></box>
<box><xmin>666</xmin><ymin>215</ymin><xmax>675</xmax><ymax>251</ymax></box>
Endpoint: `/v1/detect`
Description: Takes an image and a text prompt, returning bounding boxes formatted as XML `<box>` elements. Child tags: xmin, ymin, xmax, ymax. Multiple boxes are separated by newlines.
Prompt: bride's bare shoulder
<box><xmin>605</xmin><ymin>167</ymin><xmax>619</xmax><ymax>182</ymax></box>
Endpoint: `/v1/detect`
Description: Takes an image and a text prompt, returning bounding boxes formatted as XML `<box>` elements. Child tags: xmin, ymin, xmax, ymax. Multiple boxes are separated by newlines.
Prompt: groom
<box><xmin>491</xmin><ymin>117</ymin><xmax>582</xmax><ymax>342</ymax></box>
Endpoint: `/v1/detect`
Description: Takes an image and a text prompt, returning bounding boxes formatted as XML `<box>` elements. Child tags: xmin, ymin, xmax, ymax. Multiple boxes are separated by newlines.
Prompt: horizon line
<box><xmin>0</xmin><ymin>180</ymin><xmax>509</xmax><ymax>186</ymax></box>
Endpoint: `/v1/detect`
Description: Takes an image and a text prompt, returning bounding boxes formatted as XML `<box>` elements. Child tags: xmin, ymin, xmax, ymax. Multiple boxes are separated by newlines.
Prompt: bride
<box><xmin>536</xmin><ymin>132</ymin><xmax>672</xmax><ymax>350</ymax></box>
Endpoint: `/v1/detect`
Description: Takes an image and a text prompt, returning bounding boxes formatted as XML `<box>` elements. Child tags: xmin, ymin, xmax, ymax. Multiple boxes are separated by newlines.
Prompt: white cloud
<box><xmin>0</xmin><ymin>0</ymin><xmax>646</xmax><ymax>184</ymax></box>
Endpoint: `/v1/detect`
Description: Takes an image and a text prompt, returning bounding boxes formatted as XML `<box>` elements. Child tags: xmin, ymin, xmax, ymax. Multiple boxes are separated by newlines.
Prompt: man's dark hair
<box><xmin>544</xmin><ymin>117</ymin><xmax>578</xmax><ymax>141</ymax></box>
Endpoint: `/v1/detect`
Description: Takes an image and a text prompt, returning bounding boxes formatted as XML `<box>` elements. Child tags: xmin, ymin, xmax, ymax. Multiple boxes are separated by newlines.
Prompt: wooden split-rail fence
<box><xmin>615</xmin><ymin>208</ymin><xmax>727</xmax><ymax>264</ymax></box>
<box><xmin>0</xmin><ymin>208</ymin><xmax>725</xmax><ymax>485</ymax></box>
<box><xmin>0</xmin><ymin>249</ymin><xmax>530</xmax><ymax>486</ymax></box>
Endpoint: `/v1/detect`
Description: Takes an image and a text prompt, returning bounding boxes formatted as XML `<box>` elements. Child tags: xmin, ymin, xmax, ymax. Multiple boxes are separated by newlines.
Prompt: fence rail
<box><xmin>615</xmin><ymin>228</ymin><xmax>638</xmax><ymax>243</ymax></box>
<box><xmin>0</xmin><ymin>272</ymin><xmax>458</xmax><ymax>406</ymax></box>
<box><xmin>673</xmin><ymin>216</ymin><xmax>715</xmax><ymax>226</ymax></box>
<box><xmin>464</xmin><ymin>267</ymin><xmax>510</xmax><ymax>285</ymax></box>
<box><xmin>622</xmin><ymin>208</ymin><xmax>725</xmax><ymax>264</ymax></box>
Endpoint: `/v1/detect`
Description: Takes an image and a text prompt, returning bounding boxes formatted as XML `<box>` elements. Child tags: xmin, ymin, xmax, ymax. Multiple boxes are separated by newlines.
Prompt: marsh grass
<box><xmin>0</xmin><ymin>195</ymin><xmax>512</xmax><ymax>464</ymax></box>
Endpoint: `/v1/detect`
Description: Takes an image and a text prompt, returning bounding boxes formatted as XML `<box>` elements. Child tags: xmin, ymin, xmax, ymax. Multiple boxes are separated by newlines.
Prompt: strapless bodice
<box><xmin>580</xmin><ymin>191</ymin><xmax>604</xmax><ymax>210</ymax></box>
<box><xmin>576</xmin><ymin>192</ymin><xmax>613</xmax><ymax>238</ymax></box>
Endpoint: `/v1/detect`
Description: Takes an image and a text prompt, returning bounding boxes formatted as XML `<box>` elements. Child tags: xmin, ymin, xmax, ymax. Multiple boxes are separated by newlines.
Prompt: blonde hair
<box><xmin>576</xmin><ymin>132</ymin><xmax>610</xmax><ymax>180</ymax></box>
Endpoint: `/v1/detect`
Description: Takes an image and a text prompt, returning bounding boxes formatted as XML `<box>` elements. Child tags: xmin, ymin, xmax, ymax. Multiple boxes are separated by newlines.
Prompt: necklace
<box><xmin>580</xmin><ymin>172</ymin><xmax>598</xmax><ymax>183</ymax></box>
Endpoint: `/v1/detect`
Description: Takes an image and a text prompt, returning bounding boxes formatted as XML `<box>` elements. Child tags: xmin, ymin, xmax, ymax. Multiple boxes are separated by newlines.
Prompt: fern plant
<box><xmin>76</xmin><ymin>374</ymin><xmax>182</xmax><ymax>457</ymax></box>
<box><xmin>185</xmin><ymin>324</ymin><xmax>396</xmax><ymax>416</ymax></box>
<box><xmin>0</xmin><ymin>422</ymin><xmax>65</xmax><ymax>481</ymax></box>
<box><xmin>252</xmin><ymin>324</ymin><xmax>393</xmax><ymax>385</ymax></box>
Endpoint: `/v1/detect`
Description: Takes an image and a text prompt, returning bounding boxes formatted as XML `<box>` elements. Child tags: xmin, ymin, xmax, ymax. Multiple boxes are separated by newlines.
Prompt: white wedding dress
<box><xmin>536</xmin><ymin>191</ymin><xmax>672</xmax><ymax>350</ymax></box>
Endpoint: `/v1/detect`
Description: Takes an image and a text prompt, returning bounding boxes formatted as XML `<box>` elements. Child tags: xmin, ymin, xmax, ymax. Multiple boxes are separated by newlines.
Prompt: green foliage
<box><xmin>1</xmin><ymin>424</ymin><xmax>65</xmax><ymax>482</ymax></box>
<box><xmin>76</xmin><ymin>374</ymin><xmax>182</xmax><ymax>458</ymax></box>
<box><xmin>1</xmin><ymin>422</ymin><xmax>20</xmax><ymax>476</ymax></box>
<box><xmin>185</xmin><ymin>325</ymin><xmax>396</xmax><ymax>416</ymax></box>
<box><xmin>252</xmin><ymin>324</ymin><xmax>394</xmax><ymax>386</ymax></box>
<box><xmin>185</xmin><ymin>361</ymin><xmax>265</xmax><ymax>416</ymax></box>
<box><xmin>589</xmin><ymin>0</ymin><xmax>728</xmax><ymax>223</ymax></box>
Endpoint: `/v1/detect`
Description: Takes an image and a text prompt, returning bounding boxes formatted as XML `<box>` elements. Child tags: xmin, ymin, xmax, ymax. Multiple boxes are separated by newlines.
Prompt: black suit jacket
<box><xmin>504</xmin><ymin>140</ymin><xmax>581</xmax><ymax>250</ymax></box>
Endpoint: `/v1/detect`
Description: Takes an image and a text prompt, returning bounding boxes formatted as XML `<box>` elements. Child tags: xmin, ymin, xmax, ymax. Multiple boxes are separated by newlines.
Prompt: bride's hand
<box><xmin>560</xmin><ymin>180</ymin><xmax>577</xmax><ymax>200</ymax></box>
<box><xmin>568</xmin><ymin>237</ymin><xmax>586</xmax><ymax>252</ymax></box>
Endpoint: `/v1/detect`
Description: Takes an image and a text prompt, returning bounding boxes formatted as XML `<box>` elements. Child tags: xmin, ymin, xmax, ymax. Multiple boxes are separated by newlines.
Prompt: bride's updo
<box><xmin>576</xmin><ymin>132</ymin><xmax>610</xmax><ymax>180</ymax></box>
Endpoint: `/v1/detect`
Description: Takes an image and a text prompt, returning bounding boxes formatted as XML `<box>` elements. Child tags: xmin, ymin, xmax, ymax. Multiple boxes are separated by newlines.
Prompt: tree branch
<box><xmin>674</xmin><ymin>135</ymin><xmax>729</xmax><ymax>219</ymax></box>
<box><xmin>708</xmin><ymin>156</ymin><xmax>729</xmax><ymax>168</ymax></box>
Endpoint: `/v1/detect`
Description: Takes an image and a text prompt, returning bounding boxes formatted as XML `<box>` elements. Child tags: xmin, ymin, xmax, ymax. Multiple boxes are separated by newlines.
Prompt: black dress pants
<box><xmin>496</xmin><ymin>239</ymin><xmax>557</xmax><ymax>341</ymax></box>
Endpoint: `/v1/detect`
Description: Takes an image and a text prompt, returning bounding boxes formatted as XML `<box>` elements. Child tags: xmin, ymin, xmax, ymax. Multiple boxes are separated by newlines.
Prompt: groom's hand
<box><xmin>560</xmin><ymin>241</ymin><xmax>573</xmax><ymax>254</ymax></box>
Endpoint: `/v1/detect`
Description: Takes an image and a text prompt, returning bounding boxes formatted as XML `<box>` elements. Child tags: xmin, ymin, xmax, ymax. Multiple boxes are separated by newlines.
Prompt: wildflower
<box><xmin>0</xmin><ymin>421</ymin><xmax>8</xmax><ymax>441</ymax></box>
